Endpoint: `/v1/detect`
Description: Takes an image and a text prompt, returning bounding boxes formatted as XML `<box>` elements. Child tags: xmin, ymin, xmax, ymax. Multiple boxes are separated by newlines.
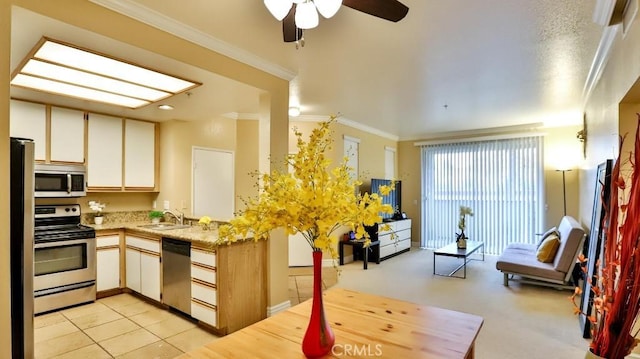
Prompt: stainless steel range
<box><xmin>34</xmin><ymin>204</ymin><xmax>96</xmax><ymax>314</ymax></box>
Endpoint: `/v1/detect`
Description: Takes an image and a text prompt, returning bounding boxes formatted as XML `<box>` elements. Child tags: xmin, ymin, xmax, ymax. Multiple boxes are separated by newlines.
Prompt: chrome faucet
<box><xmin>163</xmin><ymin>209</ymin><xmax>184</xmax><ymax>225</ymax></box>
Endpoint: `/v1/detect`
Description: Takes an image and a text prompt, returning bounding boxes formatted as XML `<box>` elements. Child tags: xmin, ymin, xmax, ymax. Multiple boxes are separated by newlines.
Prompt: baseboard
<box><xmin>267</xmin><ymin>300</ymin><xmax>291</xmax><ymax>317</ymax></box>
<box><xmin>323</xmin><ymin>258</ymin><xmax>338</xmax><ymax>267</ymax></box>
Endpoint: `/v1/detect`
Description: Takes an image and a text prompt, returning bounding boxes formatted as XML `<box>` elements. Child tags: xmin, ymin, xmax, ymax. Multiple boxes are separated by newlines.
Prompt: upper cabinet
<box><xmin>124</xmin><ymin>119</ymin><xmax>156</xmax><ymax>189</ymax></box>
<box><xmin>87</xmin><ymin>113</ymin><xmax>123</xmax><ymax>189</ymax></box>
<box><xmin>9</xmin><ymin>100</ymin><xmax>46</xmax><ymax>161</ymax></box>
<box><xmin>50</xmin><ymin>107</ymin><xmax>85</xmax><ymax>163</ymax></box>
<box><xmin>87</xmin><ymin>114</ymin><xmax>158</xmax><ymax>191</ymax></box>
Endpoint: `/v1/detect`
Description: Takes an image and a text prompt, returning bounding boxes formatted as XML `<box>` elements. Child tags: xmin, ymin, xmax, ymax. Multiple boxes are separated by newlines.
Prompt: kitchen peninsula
<box><xmin>91</xmin><ymin>220</ymin><xmax>267</xmax><ymax>335</ymax></box>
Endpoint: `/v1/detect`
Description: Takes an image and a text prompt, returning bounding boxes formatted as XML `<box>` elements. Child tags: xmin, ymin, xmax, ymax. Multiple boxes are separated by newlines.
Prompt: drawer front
<box><xmin>97</xmin><ymin>235</ymin><xmax>119</xmax><ymax>247</ymax></box>
<box><xmin>397</xmin><ymin>238</ymin><xmax>411</xmax><ymax>251</ymax></box>
<box><xmin>191</xmin><ymin>264</ymin><xmax>216</xmax><ymax>285</ymax></box>
<box><xmin>191</xmin><ymin>300</ymin><xmax>217</xmax><ymax>327</ymax></box>
<box><xmin>126</xmin><ymin>236</ymin><xmax>159</xmax><ymax>253</ymax></box>
<box><xmin>378</xmin><ymin>233</ymin><xmax>395</xmax><ymax>247</ymax></box>
<box><xmin>395</xmin><ymin>228</ymin><xmax>411</xmax><ymax>242</ymax></box>
<box><xmin>380</xmin><ymin>243</ymin><xmax>397</xmax><ymax>258</ymax></box>
<box><xmin>191</xmin><ymin>281</ymin><xmax>217</xmax><ymax>306</ymax></box>
<box><xmin>191</xmin><ymin>248</ymin><xmax>216</xmax><ymax>267</ymax></box>
<box><xmin>377</xmin><ymin>222</ymin><xmax>395</xmax><ymax>236</ymax></box>
<box><xmin>395</xmin><ymin>219</ymin><xmax>412</xmax><ymax>232</ymax></box>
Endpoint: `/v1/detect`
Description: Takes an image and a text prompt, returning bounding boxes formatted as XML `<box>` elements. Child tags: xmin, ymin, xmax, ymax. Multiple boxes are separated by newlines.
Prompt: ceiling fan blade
<box><xmin>342</xmin><ymin>0</ymin><xmax>409</xmax><ymax>22</ymax></box>
<box><xmin>283</xmin><ymin>4</ymin><xmax>303</xmax><ymax>42</ymax></box>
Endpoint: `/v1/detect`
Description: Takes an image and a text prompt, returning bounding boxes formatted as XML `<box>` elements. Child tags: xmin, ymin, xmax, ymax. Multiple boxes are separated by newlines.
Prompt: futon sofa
<box><xmin>496</xmin><ymin>216</ymin><xmax>585</xmax><ymax>289</ymax></box>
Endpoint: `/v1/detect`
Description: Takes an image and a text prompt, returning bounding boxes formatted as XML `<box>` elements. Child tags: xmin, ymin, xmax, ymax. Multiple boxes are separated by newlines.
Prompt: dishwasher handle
<box><xmin>162</xmin><ymin>237</ymin><xmax>191</xmax><ymax>256</ymax></box>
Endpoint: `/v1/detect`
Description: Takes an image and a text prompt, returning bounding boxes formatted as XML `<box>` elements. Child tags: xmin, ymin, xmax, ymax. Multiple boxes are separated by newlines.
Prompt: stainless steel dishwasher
<box><xmin>162</xmin><ymin>238</ymin><xmax>191</xmax><ymax>315</ymax></box>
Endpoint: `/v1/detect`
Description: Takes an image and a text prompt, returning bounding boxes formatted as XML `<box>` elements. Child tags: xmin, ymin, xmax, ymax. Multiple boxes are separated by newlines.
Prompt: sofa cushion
<box><xmin>496</xmin><ymin>243</ymin><xmax>565</xmax><ymax>281</ymax></box>
<box><xmin>553</xmin><ymin>216</ymin><xmax>586</xmax><ymax>271</ymax></box>
<box><xmin>536</xmin><ymin>233</ymin><xmax>560</xmax><ymax>262</ymax></box>
<box><xmin>536</xmin><ymin>226</ymin><xmax>558</xmax><ymax>249</ymax></box>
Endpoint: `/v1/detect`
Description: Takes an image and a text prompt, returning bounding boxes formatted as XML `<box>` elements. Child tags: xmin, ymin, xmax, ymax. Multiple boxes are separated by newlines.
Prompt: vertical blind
<box><xmin>420</xmin><ymin>136</ymin><xmax>544</xmax><ymax>255</ymax></box>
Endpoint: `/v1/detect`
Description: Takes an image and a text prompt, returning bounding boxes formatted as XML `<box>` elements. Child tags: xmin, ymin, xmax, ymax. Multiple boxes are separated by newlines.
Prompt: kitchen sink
<box><xmin>137</xmin><ymin>223</ymin><xmax>191</xmax><ymax>231</ymax></box>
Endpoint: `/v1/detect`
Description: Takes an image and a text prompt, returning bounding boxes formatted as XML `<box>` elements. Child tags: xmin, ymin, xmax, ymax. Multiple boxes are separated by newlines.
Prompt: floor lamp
<box><xmin>556</xmin><ymin>169</ymin><xmax>572</xmax><ymax>216</ymax></box>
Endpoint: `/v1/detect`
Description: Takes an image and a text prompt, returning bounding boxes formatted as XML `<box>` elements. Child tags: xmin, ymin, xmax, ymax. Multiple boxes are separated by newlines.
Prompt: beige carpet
<box><xmin>325</xmin><ymin>248</ymin><xmax>593</xmax><ymax>359</ymax></box>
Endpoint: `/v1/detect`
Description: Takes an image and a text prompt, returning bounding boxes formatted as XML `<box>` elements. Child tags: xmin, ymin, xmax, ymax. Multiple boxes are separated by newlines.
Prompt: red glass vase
<box><xmin>302</xmin><ymin>250</ymin><xmax>335</xmax><ymax>358</ymax></box>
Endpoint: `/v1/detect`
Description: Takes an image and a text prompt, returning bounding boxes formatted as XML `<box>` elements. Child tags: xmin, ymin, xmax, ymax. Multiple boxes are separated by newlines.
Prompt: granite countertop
<box><xmin>88</xmin><ymin>221</ymin><xmax>224</xmax><ymax>248</ymax></box>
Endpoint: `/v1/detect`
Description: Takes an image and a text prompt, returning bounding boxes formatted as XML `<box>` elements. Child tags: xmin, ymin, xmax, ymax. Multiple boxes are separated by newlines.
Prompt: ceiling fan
<box><xmin>264</xmin><ymin>0</ymin><xmax>409</xmax><ymax>44</ymax></box>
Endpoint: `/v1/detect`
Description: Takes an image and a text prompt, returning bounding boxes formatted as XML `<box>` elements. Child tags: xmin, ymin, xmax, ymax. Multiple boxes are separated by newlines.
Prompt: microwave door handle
<box><xmin>67</xmin><ymin>173</ymin><xmax>72</xmax><ymax>194</ymax></box>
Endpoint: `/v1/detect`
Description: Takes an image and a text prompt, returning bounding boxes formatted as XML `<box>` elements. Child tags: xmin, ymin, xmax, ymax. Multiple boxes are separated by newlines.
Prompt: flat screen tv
<box><xmin>370</xmin><ymin>178</ymin><xmax>401</xmax><ymax>220</ymax></box>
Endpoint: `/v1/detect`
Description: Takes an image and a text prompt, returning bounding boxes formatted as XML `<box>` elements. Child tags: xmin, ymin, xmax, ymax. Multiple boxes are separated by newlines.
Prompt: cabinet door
<box><xmin>124</xmin><ymin>119</ymin><xmax>155</xmax><ymax>188</ymax></box>
<box><xmin>140</xmin><ymin>252</ymin><xmax>161</xmax><ymax>302</ymax></box>
<box><xmin>97</xmin><ymin>248</ymin><xmax>120</xmax><ymax>291</ymax></box>
<box><xmin>10</xmin><ymin>100</ymin><xmax>46</xmax><ymax>161</ymax></box>
<box><xmin>125</xmin><ymin>248</ymin><xmax>141</xmax><ymax>293</ymax></box>
<box><xmin>87</xmin><ymin>114</ymin><xmax>122</xmax><ymax>187</ymax></box>
<box><xmin>50</xmin><ymin>107</ymin><xmax>85</xmax><ymax>163</ymax></box>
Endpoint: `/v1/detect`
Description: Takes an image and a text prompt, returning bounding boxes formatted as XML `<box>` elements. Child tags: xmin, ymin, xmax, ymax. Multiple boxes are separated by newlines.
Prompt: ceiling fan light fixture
<box><xmin>264</xmin><ymin>0</ymin><xmax>293</xmax><ymax>21</ymax></box>
<box><xmin>295</xmin><ymin>1</ymin><xmax>319</xmax><ymax>29</ymax></box>
<box><xmin>314</xmin><ymin>0</ymin><xmax>342</xmax><ymax>18</ymax></box>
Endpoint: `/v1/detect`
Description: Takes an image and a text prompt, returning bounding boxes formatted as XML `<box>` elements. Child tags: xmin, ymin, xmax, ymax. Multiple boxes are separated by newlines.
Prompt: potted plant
<box><xmin>149</xmin><ymin>210</ymin><xmax>164</xmax><ymax>224</ymax></box>
<box><xmin>570</xmin><ymin>117</ymin><xmax>640</xmax><ymax>359</ymax></box>
<box><xmin>217</xmin><ymin>116</ymin><xmax>394</xmax><ymax>358</ymax></box>
<box><xmin>88</xmin><ymin>200</ymin><xmax>106</xmax><ymax>225</ymax></box>
<box><xmin>456</xmin><ymin>205</ymin><xmax>473</xmax><ymax>249</ymax></box>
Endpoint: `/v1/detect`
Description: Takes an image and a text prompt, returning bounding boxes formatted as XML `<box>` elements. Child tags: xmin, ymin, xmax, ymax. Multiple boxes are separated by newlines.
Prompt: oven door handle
<box><xmin>67</xmin><ymin>173</ymin><xmax>72</xmax><ymax>194</ymax></box>
<box><xmin>35</xmin><ymin>237</ymin><xmax>95</xmax><ymax>249</ymax></box>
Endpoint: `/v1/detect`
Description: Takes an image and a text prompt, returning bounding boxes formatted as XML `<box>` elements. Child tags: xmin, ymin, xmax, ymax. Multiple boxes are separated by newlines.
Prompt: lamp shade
<box><xmin>295</xmin><ymin>1</ymin><xmax>319</xmax><ymax>29</ymax></box>
<box><xmin>264</xmin><ymin>0</ymin><xmax>293</xmax><ymax>21</ymax></box>
<box><xmin>314</xmin><ymin>0</ymin><xmax>342</xmax><ymax>18</ymax></box>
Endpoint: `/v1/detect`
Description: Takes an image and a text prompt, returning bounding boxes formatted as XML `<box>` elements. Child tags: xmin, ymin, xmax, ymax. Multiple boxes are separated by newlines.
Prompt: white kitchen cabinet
<box><xmin>9</xmin><ymin>99</ymin><xmax>46</xmax><ymax>161</ymax></box>
<box><xmin>87</xmin><ymin>113</ymin><xmax>123</xmax><ymax>188</ymax></box>
<box><xmin>50</xmin><ymin>107</ymin><xmax>85</xmax><ymax>163</ymax></box>
<box><xmin>125</xmin><ymin>234</ymin><xmax>161</xmax><ymax>302</ymax></box>
<box><xmin>96</xmin><ymin>235</ymin><xmax>120</xmax><ymax>292</ymax></box>
<box><xmin>125</xmin><ymin>248</ymin><xmax>141</xmax><ymax>293</ymax></box>
<box><xmin>140</xmin><ymin>252</ymin><xmax>161</xmax><ymax>301</ymax></box>
<box><xmin>124</xmin><ymin>119</ymin><xmax>155</xmax><ymax>188</ymax></box>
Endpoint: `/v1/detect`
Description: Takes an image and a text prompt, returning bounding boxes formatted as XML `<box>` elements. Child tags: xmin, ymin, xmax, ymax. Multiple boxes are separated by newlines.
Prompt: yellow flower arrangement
<box><xmin>217</xmin><ymin>116</ymin><xmax>394</xmax><ymax>260</ymax></box>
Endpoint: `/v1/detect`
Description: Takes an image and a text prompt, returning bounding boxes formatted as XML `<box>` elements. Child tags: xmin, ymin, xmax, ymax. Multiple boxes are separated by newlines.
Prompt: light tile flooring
<box><xmin>34</xmin><ymin>267</ymin><xmax>337</xmax><ymax>358</ymax></box>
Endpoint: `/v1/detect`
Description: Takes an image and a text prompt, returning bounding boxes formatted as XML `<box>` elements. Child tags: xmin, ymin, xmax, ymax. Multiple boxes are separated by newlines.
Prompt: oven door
<box><xmin>34</xmin><ymin>237</ymin><xmax>96</xmax><ymax>292</ymax></box>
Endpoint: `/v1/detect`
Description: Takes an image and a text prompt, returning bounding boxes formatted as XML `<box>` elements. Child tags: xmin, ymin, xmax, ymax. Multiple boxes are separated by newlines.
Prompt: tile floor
<box><xmin>34</xmin><ymin>267</ymin><xmax>337</xmax><ymax>358</ymax></box>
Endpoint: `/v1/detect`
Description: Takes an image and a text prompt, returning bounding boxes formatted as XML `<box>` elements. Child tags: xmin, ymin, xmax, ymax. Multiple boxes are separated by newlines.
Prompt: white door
<box><xmin>97</xmin><ymin>248</ymin><xmax>120</xmax><ymax>291</ymax></box>
<box><xmin>289</xmin><ymin>232</ymin><xmax>313</xmax><ymax>266</ymax></box>
<box><xmin>192</xmin><ymin>147</ymin><xmax>234</xmax><ymax>220</ymax></box>
<box><xmin>140</xmin><ymin>252</ymin><xmax>160</xmax><ymax>302</ymax></box>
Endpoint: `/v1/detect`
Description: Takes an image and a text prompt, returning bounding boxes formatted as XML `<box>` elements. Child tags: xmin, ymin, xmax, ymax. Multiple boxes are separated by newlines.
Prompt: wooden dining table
<box><xmin>180</xmin><ymin>288</ymin><xmax>484</xmax><ymax>358</ymax></box>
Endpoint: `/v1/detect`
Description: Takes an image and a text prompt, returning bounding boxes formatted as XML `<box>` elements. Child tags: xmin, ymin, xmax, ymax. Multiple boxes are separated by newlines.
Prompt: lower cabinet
<box><xmin>125</xmin><ymin>234</ymin><xmax>161</xmax><ymax>302</ymax></box>
<box><xmin>190</xmin><ymin>247</ymin><xmax>218</xmax><ymax>328</ymax></box>
<box><xmin>96</xmin><ymin>234</ymin><xmax>120</xmax><ymax>292</ymax></box>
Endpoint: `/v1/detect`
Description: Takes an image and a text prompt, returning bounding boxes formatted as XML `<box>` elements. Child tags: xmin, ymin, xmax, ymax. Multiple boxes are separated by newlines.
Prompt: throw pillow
<box><xmin>536</xmin><ymin>233</ymin><xmax>560</xmax><ymax>263</ymax></box>
<box><xmin>536</xmin><ymin>226</ymin><xmax>558</xmax><ymax>249</ymax></box>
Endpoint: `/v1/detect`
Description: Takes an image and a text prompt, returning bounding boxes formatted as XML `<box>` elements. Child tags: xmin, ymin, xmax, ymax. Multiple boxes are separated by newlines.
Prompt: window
<box><xmin>385</xmin><ymin>146</ymin><xmax>396</xmax><ymax>179</ymax></box>
<box><xmin>343</xmin><ymin>135</ymin><xmax>360</xmax><ymax>182</ymax></box>
<box><xmin>420</xmin><ymin>136</ymin><xmax>544</xmax><ymax>255</ymax></box>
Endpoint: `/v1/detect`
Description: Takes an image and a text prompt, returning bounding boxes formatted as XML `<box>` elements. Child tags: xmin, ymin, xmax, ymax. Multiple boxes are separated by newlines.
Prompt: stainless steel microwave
<box><xmin>34</xmin><ymin>164</ymin><xmax>87</xmax><ymax>198</ymax></box>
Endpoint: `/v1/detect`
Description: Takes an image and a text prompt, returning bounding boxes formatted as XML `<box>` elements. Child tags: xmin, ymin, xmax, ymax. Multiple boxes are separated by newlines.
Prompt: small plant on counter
<box><xmin>199</xmin><ymin>216</ymin><xmax>212</xmax><ymax>230</ymax></box>
<box><xmin>149</xmin><ymin>210</ymin><xmax>164</xmax><ymax>223</ymax></box>
<box><xmin>88</xmin><ymin>200</ymin><xmax>106</xmax><ymax>216</ymax></box>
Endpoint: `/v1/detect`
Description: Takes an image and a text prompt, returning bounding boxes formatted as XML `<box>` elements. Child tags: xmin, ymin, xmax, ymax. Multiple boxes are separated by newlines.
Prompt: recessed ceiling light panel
<box><xmin>11</xmin><ymin>37</ymin><xmax>201</xmax><ymax>109</ymax></box>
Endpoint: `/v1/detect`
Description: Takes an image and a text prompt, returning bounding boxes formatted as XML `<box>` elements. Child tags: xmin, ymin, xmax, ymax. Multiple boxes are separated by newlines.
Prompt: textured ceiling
<box><xmin>11</xmin><ymin>0</ymin><xmax>604</xmax><ymax>140</ymax></box>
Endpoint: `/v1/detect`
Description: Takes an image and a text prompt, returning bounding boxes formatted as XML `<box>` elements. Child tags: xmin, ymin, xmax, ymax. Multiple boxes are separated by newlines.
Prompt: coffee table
<box><xmin>433</xmin><ymin>240</ymin><xmax>484</xmax><ymax>279</ymax></box>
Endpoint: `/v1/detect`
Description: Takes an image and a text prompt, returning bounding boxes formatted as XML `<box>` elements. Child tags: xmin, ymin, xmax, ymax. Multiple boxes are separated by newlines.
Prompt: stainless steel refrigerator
<box><xmin>10</xmin><ymin>137</ymin><xmax>34</xmax><ymax>358</ymax></box>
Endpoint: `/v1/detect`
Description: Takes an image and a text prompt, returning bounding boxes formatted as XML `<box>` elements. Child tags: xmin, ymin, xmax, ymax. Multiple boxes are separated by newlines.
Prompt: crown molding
<box><xmin>89</xmin><ymin>0</ymin><xmax>297</xmax><ymax>81</ymax></box>
<box><xmin>222</xmin><ymin>112</ymin><xmax>260</xmax><ymax>120</ymax></box>
<box><xmin>582</xmin><ymin>24</ymin><xmax>619</xmax><ymax>108</ymax></box>
<box><xmin>291</xmin><ymin>115</ymin><xmax>399</xmax><ymax>141</ymax></box>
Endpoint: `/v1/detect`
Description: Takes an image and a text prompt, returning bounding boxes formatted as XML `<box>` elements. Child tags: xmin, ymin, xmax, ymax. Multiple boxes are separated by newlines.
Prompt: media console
<box><xmin>366</xmin><ymin>218</ymin><xmax>412</xmax><ymax>260</ymax></box>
